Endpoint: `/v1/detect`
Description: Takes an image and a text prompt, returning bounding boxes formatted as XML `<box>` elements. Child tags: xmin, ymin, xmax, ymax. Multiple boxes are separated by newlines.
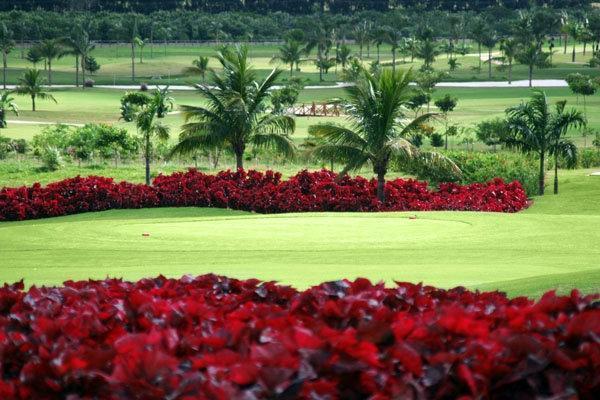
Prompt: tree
<box><xmin>37</xmin><ymin>39</ymin><xmax>64</xmax><ymax>86</ymax></box>
<box><xmin>305</xmin><ymin>24</ymin><xmax>334</xmax><ymax>82</ymax></box>
<box><xmin>134</xmin><ymin>37</ymin><xmax>145</xmax><ymax>64</ymax></box>
<box><xmin>62</xmin><ymin>27</ymin><xmax>95</xmax><ymax>88</ymax></box>
<box><xmin>500</xmin><ymin>38</ymin><xmax>519</xmax><ymax>84</ymax></box>
<box><xmin>337</xmin><ymin>44</ymin><xmax>352</xmax><ymax>70</ymax></box>
<box><xmin>434</xmin><ymin>94</ymin><xmax>458</xmax><ymax>150</ymax></box>
<box><xmin>481</xmin><ymin>30</ymin><xmax>498</xmax><ymax>80</ymax></box>
<box><xmin>372</xmin><ymin>27</ymin><xmax>388</xmax><ymax>63</ymax></box>
<box><xmin>416</xmin><ymin>38</ymin><xmax>438</xmax><ymax>71</ymax></box>
<box><xmin>171</xmin><ymin>46</ymin><xmax>295</xmax><ymax>170</ymax></box>
<box><xmin>0</xmin><ymin>22</ymin><xmax>15</xmax><ymax>90</ymax></box>
<box><xmin>415</xmin><ymin>71</ymin><xmax>444</xmax><ymax>112</ymax></box>
<box><xmin>475</xmin><ymin>118</ymin><xmax>511</xmax><ymax>151</ymax></box>
<box><xmin>120</xmin><ymin>88</ymin><xmax>173</xmax><ymax>185</ymax></box>
<box><xmin>26</xmin><ymin>46</ymin><xmax>43</xmax><ymax>67</ymax></box>
<box><xmin>470</xmin><ymin>17</ymin><xmax>487</xmax><ymax>71</ymax></box>
<box><xmin>84</xmin><ymin>56</ymin><xmax>100</xmax><ymax>75</ymax></box>
<box><xmin>14</xmin><ymin>69</ymin><xmax>57</xmax><ymax>111</ymax></box>
<box><xmin>565</xmin><ymin>73</ymin><xmax>596</xmax><ymax>146</ymax></box>
<box><xmin>0</xmin><ymin>91</ymin><xmax>18</xmax><ymax>128</ymax></box>
<box><xmin>309</xmin><ymin>68</ymin><xmax>460</xmax><ymax>202</ymax></box>
<box><xmin>549</xmin><ymin>101</ymin><xmax>580</xmax><ymax>194</ymax></box>
<box><xmin>353</xmin><ymin>22</ymin><xmax>371</xmax><ymax>60</ymax></box>
<box><xmin>272</xmin><ymin>40</ymin><xmax>304</xmax><ymax>76</ymax></box>
<box><xmin>506</xmin><ymin>91</ymin><xmax>584</xmax><ymax>196</ymax></box>
<box><xmin>184</xmin><ymin>56</ymin><xmax>209</xmax><ymax>81</ymax></box>
<box><xmin>385</xmin><ymin>28</ymin><xmax>402</xmax><ymax>72</ymax></box>
<box><xmin>568</xmin><ymin>22</ymin><xmax>582</xmax><ymax>62</ymax></box>
<box><xmin>516</xmin><ymin>43</ymin><xmax>550</xmax><ymax>87</ymax></box>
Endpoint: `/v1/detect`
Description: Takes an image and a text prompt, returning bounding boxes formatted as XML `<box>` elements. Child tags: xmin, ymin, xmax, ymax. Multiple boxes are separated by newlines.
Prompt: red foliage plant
<box><xmin>0</xmin><ymin>169</ymin><xmax>529</xmax><ymax>221</ymax></box>
<box><xmin>0</xmin><ymin>275</ymin><xmax>597</xmax><ymax>399</ymax></box>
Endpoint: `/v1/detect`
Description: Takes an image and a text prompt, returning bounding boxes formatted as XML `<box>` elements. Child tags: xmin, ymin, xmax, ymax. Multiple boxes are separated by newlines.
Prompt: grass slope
<box><xmin>1</xmin><ymin>169</ymin><xmax>598</xmax><ymax>297</ymax></box>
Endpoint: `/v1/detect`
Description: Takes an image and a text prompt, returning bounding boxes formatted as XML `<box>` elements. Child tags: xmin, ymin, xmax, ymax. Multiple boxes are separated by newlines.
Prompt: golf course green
<box><xmin>1</xmin><ymin>169</ymin><xmax>598</xmax><ymax>297</ymax></box>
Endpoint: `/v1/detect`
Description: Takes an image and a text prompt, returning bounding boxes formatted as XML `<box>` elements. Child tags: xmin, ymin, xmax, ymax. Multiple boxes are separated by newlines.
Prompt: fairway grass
<box><xmin>1</xmin><ymin>170</ymin><xmax>598</xmax><ymax>298</ymax></box>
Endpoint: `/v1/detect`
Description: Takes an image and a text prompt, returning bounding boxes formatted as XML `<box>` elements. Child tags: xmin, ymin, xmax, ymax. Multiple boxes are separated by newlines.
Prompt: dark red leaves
<box><xmin>0</xmin><ymin>169</ymin><xmax>529</xmax><ymax>222</ymax></box>
<box><xmin>0</xmin><ymin>275</ymin><xmax>597</xmax><ymax>399</ymax></box>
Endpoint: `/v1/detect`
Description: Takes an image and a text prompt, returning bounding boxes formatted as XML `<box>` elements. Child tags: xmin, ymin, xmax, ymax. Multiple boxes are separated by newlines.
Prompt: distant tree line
<box><xmin>1</xmin><ymin>6</ymin><xmax>598</xmax><ymax>43</ymax></box>
<box><xmin>0</xmin><ymin>0</ymin><xmax>592</xmax><ymax>14</ymax></box>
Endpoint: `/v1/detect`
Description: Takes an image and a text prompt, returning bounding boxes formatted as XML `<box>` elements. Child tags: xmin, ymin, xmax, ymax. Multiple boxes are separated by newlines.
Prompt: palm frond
<box><xmin>252</xmin><ymin>133</ymin><xmax>296</xmax><ymax>158</ymax></box>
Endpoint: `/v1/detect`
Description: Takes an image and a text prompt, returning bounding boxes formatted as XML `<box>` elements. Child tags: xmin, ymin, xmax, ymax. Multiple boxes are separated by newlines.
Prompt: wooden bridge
<box><xmin>287</xmin><ymin>102</ymin><xmax>343</xmax><ymax>117</ymax></box>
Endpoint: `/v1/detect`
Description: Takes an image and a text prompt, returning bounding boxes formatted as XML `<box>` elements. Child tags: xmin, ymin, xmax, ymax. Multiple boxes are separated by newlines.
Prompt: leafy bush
<box><xmin>31</xmin><ymin>124</ymin><xmax>72</xmax><ymax>156</ymax></box>
<box><xmin>579</xmin><ymin>148</ymin><xmax>600</xmax><ymax>168</ymax></box>
<box><xmin>0</xmin><ymin>169</ymin><xmax>528</xmax><ymax>221</ymax></box>
<box><xmin>430</xmin><ymin>133</ymin><xmax>444</xmax><ymax>147</ymax></box>
<box><xmin>38</xmin><ymin>146</ymin><xmax>63</xmax><ymax>171</ymax></box>
<box><xmin>404</xmin><ymin>151</ymin><xmax>539</xmax><ymax>196</ymax></box>
<box><xmin>0</xmin><ymin>275</ymin><xmax>597</xmax><ymax>398</ymax></box>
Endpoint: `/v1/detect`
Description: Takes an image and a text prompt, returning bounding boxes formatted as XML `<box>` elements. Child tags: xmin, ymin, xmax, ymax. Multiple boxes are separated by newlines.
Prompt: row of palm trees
<box><xmin>0</xmin><ymin>22</ymin><xmax>96</xmax><ymax>89</ymax></box>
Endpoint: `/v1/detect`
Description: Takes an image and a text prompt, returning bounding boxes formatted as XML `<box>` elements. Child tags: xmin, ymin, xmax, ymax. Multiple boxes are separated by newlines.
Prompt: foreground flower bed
<box><xmin>0</xmin><ymin>169</ymin><xmax>528</xmax><ymax>221</ymax></box>
<box><xmin>0</xmin><ymin>275</ymin><xmax>597</xmax><ymax>399</ymax></box>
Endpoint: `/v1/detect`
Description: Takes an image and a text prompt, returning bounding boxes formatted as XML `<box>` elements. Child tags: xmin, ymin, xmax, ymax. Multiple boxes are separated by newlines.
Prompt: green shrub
<box><xmin>579</xmin><ymin>148</ymin><xmax>600</xmax><ymax>168</ymax></box>
<box><xmin>401</xmin><ymin>151</ymin><xmax>539</xmax><ymax>196</ymax></box>
<box><xmin>32</xmin><ymin>125</ymin><xmax>72</xmax><ymax>156</ymax></box>
<box><xmin>430</xmin><ymin>133</ymin><xmax>444</xmax><ymax>147</ymax></box>
<box><xmin>39</xmin><ymin>147</ymin><xmax>63</xmax><ymax>171</ymax></box>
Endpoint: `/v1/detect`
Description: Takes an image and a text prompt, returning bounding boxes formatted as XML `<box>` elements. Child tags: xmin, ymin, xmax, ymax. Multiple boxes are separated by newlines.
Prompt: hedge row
<box><xmin>0</xmin><ymin>275</ymin><xmax>597</xmax><ymax>398</ymax></box>
<box><xmin>0</xmin><ymin>169</ymin><xmax>529</xmax><ymax>221</ymax></box>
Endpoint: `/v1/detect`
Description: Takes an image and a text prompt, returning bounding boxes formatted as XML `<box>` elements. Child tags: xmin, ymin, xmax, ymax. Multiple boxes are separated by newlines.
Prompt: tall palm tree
<box><xmin>0</xmin><ymin>22</ymin><xmax>15</xmax><ymax>90</ymax></box>
<box><xmin>506</xmin><ymin>91</ymin><xmax>584</xmax><ymax>196</ymax></box>
<box><xmin>121</xmin><ymin>87</ymin><xmax>173</xmax><ymax>185</ymax></box>
<box><xmin>500</xmin><ymin>38</ymin><xmax>519</xmax><ymax>84</ymax></box>
<box><xmin>550</xmin><ymin>102</ymin><xmax>580</xmax><ymax>194</ymax></box>
<box><xmin>337</xmin><ymin>44</ymin><xmax>352</xmax><ymax>70</ymax></box>
<box><xmin>470</xmin><ymin>17</ymin><xmax>487</xmax><ymax>70</ymax></box>
<box><xmin>416</xmin><ymin>38</ymin><xmax>438</xmax><ymax>71</ymax></box>
<box><xmin>184</xmin><ymin>56</ymin><xmax>209</xmax><ymax>80</ymax></box>
<box><xmin>171</xmin><ymin>46</ymin><xmax>295</xmax><ymax>170</ymax></box>
<box><xmin>568</xmin><ymin>22</ymin><xmax>582</xmax><ymax>62</ymax></box>
<box><xmin>37</xmin><ymin>39</ymin><xmax>64</xmax><ymax>86</ymax></box>
<box><xmin>14</xmin><ymin>69</ymin><xmax>57</xmax><ymax>111</ymax></box>
<box><xmin>481</xmin><ymin>30</ymin><xmax>498</xmax><ymax>79</ymax></box>
<box><xmin>271</xmin><ymin>40</ymin><xmax>304</xmax><ymax>76</ymax></box>
<box><xmin>353</xmin><ymin>22</ymin><xmax>371</xmax><ymax>60</ymax></box>
<box><xmin>385</xmin><ymin>28</ymin><xmax>402</xmax><ymax>72</ymax></box>
<box><xmin>516</xmin><ymin>43</ymin><xmax>550</xmax><ymax>87</ymax></box>
<box><xmin>0</xmin><ymin>91</ymin><xmax>18</xmax><ymax>128</ymax></box>
<box><xmin>62</xmin><ymin>27</ymin><xmax>95</xmax><ymax>88</ymax></box>
<box><xmin>305</xmin><ymin>25</ymin><xmax>334</xmax><ymax>82</ymax></box>
<box><xmin>309</xmin><ymin>69</ymin><xmax>460</xmax><ymax>202</ymax></box>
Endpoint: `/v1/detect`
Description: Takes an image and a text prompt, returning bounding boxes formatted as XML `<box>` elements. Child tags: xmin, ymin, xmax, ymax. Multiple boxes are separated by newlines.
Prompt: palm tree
<box><xmin>309</xmin><ymin>68</ymin><xmax>460</xmax><ymax>202</ymax></box>
<box><xmin>337</xmin><ymin>44</ymin><xmax>352</xmax><ymax>70</ymax></box>
<box><xmin>271</xmin><ymin>40</ymin><xmax>304</xmax><ymax>76</ymax></box>
<box><xmin>305</xmin><ymin>25</ymin><xmax>334</xmax><ymax>82</ymax></box>
<box><xmin>550</xmin><ymin>102</ymin><xmax>580</xmax><ymax>194</ymax></box>
<box><xmin>62</xmin><ymin>27</ymin><xmax>95</xmax><ymax>88</ymax></box>
<box><xmin>506</xmin><ymin>91</ymin><xmax>584</xmax><ymax>196</ymax></box>
<box><xmin>0</xmin><ymin>91</ymin><xmax>18</xmax><ymax>128</ymax></box>
<box><xmin>171</xmin><ymin>46</ymin><xmax>295</xmax><ymax>170</ymax></box>
<box><xmin>184</xmin><ymin>56</ymin><xmax>209</xmax><ymax>80</ymax></box>
<box><xmin>353</xmin><ymin>22</ymin><xmax>371</xmax><ymax>59</ymax></box>
<box><xmin>500</xmin><ymin>38</ymin><xmax>519</xmax><ymax>84</ymax></box>
<box><xmin>372</xmin><ymin>27</ymin><xmax>388</xmax><ymax>63</ymax></box>
<box><xmin>26</xmin><ymin>46</ymin><xmax>43</xmax><ymax>67</ymax></box>
<box><xmin>37</xmin><ymin>39</ymin><xmax>64</xmax><ymax>86</ymax></box>
<box><xmin>0</xmin><ymin>22</ymin><xmax>15</xmax><ymax>90</ymax></box>
<box><xmin>481</xmin><ymin>30</ymin><xmax>498</xmax><ymax>80</ymax></box>
<box><xmin>516</xmin><ymin>43</ymin><xmax>550</xmax><ymax>87</ymax></box>
<box><xmin>416</xmin><ymin>38</ymin><xmax>438</xmax><ymax>70</ymax></box>
<box><xmin>568</xmin><ymin>22</ymin><xmax>581</xmax><ymax>62</ymax></box>
<box><xmin>385</xmin><ymin>28</ymin><xmax>402</xmax><ymax>72</ymax></box>
<box><xmin>14</xmin><ymin>69</ymin><xmax>57</xmax><ymax>111</ymax></box>
<box><xmin>470</xmin><ymin>17</ymin><xmax>487</xmax><ymax>70</ymax></box>
<box><xmin>121</xmin><ymin>88</ymin><xmax>173</xmax><ymax>185</ymax></box>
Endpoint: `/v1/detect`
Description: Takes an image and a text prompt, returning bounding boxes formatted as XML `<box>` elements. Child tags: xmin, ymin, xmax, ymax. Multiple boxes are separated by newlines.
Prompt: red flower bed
<box><xmin>0</xmin><ymin>169</ymin><xmax>528</xmax><ymax>221</ymax></box>
<box><xmin>0</xmin><ymin>275</ymin><xmax>597</xmax><ymax>399</ymax></box>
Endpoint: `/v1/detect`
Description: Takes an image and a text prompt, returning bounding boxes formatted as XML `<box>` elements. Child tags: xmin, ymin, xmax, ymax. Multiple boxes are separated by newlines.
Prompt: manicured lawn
<box><xmin>1</xmin><ymin>169</ymin><xmax>598</xmax><ymax>297</ymax></box>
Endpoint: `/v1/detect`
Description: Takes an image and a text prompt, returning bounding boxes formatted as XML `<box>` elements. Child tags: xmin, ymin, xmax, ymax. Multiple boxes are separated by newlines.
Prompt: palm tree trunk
<box><xmin>81</xmin><ymin>55</ymin><xmax>86</xmax><ymax>88</ymax></box>
<box><xmin>377</xmin><ymin>44</ymin><xmax>380</xmax><ymax>63</ymax></box>
<box><xmin>145</xmin><ymin>134</ymin><xmax>151</xmax><ymax>186</ymax></box>
<box><xmin>31</xmin><ymin>95</ymin><xmax>36</xmax><ymax>112</ymax></box>
<box><xmin>75</xmin><ymin>54</ymin><xmax>79</xmax><ymax>87</ymax></box>
<box><xmin>563</xmin><ymin>34</ymin><xmax>568</xmax><ymax>54</ymax></box>
<box><xmin>528</xmin><ymin>64</ymin><xmax>533</xmax><ymax>87</ymax></box>
<box><xmin>572</xmin><ymin>43</ymin><xmax>576</xmax><ymax>62</ymax></box>
<box><xmin>554</xmin><ymin>153</ymin><xmax>559</xmax><ymax>194</ymax></box>
<box><xmin>478</xmin><ymin>43</ymin><xmax>482</xmax><ymax>69</ymax></box>
<box><xmin>392</xmin><ymin>49</ymin><xmax>396</xmax><ymax>72</ymax></box>
<box><xmin>488</xmin><ymin>47</ymin><xmax>492</xmax><ymax>79</ymax></box>
<box><xmin>376</xmin><ymin>171</ymin><xmax>386</xmax><ymax>202</ymax></box>
<box><xmin>131</xmin><ymin>41</ymin><xmax>136</xmax><ymax>82</ymax></box>
<box><xmin>508</xmin><ymin>61</ymin><xmax>512</xmax><ymax>84</ymax></box>
<box><xmin>48</xmin><ymin>59</ymin><xmax>52</xmax><ymax>86</ymax></box>
<box><xmin>2</xmin><ymin>51</ymin><xmax>6</xmax><ymax>90</ymax></box>
<box><xmin>538</xmin><ymin>152</ymin><xmax>545</xmax><ymax>195</ymax></box>
<box><xmin>235</xmin><ymin>149</ymin><xmax>244</xmax><ymax>170</ymax></box>
<box><xmin>290</xmin><ymin>63</ymin><xmax>293</xmax><ymax>76</ymax></box>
